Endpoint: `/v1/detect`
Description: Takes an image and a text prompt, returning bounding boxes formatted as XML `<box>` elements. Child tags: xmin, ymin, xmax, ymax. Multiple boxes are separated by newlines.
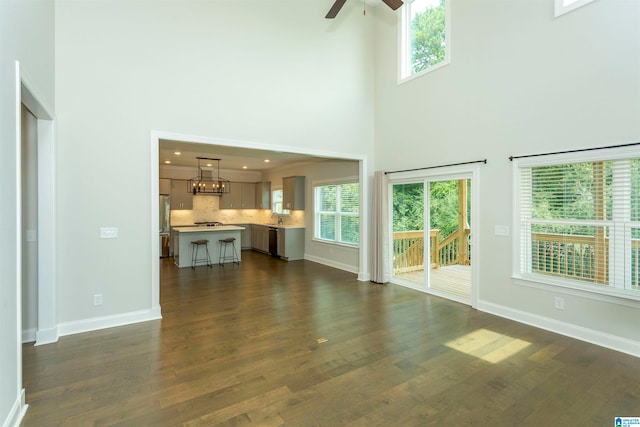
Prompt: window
<box><xmin>272</xmin><ymin>189</ymin><xmax>289</xmax><ymax>215</ymax></box>
<box><xmin>400</xmin><ymin>0</ymin><xmax>449</xmax><ymax>81</ymax></box>
<box><xmin>514</xmin><ymin>150</ymin><xmax>640</xmax><ymax>299</ymax></box>
<box><xmin>555</xmin><ymin>0</ymin><xmax>595</xmax><ymax>17</ymax></box>
<box><xmin>314</xmin><ymin>182</ymin><xmax>359</xmax><ymax>246</ymax></box>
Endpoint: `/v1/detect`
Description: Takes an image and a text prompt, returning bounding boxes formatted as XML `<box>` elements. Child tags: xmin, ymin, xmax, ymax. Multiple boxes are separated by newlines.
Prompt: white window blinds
<box><xmin>518</xmin><ymin>157</ymin><xmax>640</xmax><ymax>293</ymax></box>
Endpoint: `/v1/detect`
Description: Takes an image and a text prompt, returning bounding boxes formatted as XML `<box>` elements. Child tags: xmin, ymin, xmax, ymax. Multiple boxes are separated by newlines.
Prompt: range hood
<box><xmin>187</xmin><ymin>157</ymin><xmax>231</xmax><ymax>196</ymax></box>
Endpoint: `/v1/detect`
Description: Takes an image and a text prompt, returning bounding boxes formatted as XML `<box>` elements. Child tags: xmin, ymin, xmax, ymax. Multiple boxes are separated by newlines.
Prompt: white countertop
<box><xmin>173</xmin><ymin>225</ymin><xmax>245</xmax><ymax>232</ymax></box>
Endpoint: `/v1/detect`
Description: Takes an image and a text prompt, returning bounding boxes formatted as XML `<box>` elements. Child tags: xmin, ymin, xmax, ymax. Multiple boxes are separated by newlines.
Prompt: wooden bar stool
<box><xmin>218</xmin><ymin>237</ymin><xmax>239</xmax><ymax>266</ymax></box>
<box><xmin>191</xmin><ymin>239</ymin><xmax>212</xmax><ymax>269</ymax></box>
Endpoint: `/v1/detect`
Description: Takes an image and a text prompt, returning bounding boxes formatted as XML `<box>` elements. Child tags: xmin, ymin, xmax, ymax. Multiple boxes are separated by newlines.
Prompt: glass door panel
<box><xmin>391</xmin><ymin>182</ymin><xmax>426</xmax><ymax>287</ymax></box>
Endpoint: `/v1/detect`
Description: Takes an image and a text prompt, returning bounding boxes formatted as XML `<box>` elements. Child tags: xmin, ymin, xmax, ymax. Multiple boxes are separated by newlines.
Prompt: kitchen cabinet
<box><xmin>220</xmin><ymin>182</ymin><xmax>257</xmax><ymax>209</ymax></box>
<box><xmin>170</xmin><ymin>179</ymin><xmax>193</xmax><ymax>210</ymax></box>
<box><xmin>159</xmin><ymin>178</ymin><xmax>171</xmax><ymax>195</ymax></box>
<box><xmin>251</xmin><ymin>225</ymin><xmax>269</xmax><ymax>253</ymax></box>
<box><xmin>241</xmin><ymin>183</ymin><xmax>256</xmax><ymax>209</ymax></box>
<box><xmin>255</xmin><ymin>182</ymin><xmax>271</xmax><ymax>209</ymax></box>
<box><xmin>276</xmin><ymin>227</ymin><xmax>305</xmax><ymax>260</ymax></box>
<box><xmin>283</xmin><ymin>176</ymin><xmax>305</xmax><ymax>210</ymax></box>
<box><xmin>232</xmin><ymin>224</ymin><xmax>252</xmax><ymax>249</ymax></box>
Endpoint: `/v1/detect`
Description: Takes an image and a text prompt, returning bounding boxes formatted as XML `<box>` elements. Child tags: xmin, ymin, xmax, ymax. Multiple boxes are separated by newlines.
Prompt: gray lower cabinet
<box><xmin>276</xmin><ymin>228</ymin><xmax>304</xmax><ymax>260</ymax></box>
<box><xmin>251</xmin><ymin>225</ymin><xmax>269</xmax><ymax>253</ymax></box>
<box><xmin>240</xmin><ymin>224</ymin><xmax>252</xmax><ymax>249</ymax></box>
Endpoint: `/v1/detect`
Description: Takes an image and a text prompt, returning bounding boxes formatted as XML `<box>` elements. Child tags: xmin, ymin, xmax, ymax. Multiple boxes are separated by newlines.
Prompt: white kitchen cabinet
<box><xmin>170</xmin><ymin>179</ymin><xmax>193</xmax><ymax>210</ymax></box>
<box><xmin>255</xmin><ymin>182</ymin><xmax>271</xmax><ymax>209</ymax></box>
<box><xmin>276</xmin><ymin>227</ymin><xmax>305</xmax><ymax>260</ymax></box>
<box><xmin>283</xmin><ymin>176</ymin><xmax>305</xmax><ymax>210</ymax></box>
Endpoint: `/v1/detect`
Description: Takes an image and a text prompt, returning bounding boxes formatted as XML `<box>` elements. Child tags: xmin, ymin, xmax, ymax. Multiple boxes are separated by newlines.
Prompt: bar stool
<box><xmin>219</xmin><ymin>237</ymin><xmax>239</xmax><ymax>266</ymax></box>
<box><xmin>191</xmin><ymin>239</ymin><xmax>212</xmax><ymax>269</ymax></box>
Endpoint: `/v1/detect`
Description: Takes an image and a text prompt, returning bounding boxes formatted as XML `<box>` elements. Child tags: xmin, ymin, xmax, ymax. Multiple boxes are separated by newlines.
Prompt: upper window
<box><xmin>314</xmin><ymin>182</ymin><xmax>360</xmax><ymax>246</ymax></box>
<box><xmin>555</xmin><ymin>0</ymin><xmax>595</xmax><ymax>17</ymax></box>
<box><xmin>400</xmin><ymin>0</ymin><xmax>449</xmax><ymax>82</ymax></box>
<box><xmin>514</xmin><ymin>149</ymin><xmax>640</xmax><ymax>300</ymax></box>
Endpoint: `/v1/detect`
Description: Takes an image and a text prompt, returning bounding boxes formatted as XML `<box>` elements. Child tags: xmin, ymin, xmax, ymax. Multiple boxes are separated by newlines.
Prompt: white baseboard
<box><xmin>57</xmin><ymin>308</ymin><xmax>162</xmax><ymax>338</ymax></box>
<box><xmin>477</xmin><ymin>300</ymin><xmax>640</xmax><ymax>357</ymax></box>
<box><xmin>2</xmin><ymin>389</ymin><xmax>27</xmax><ymax>427</ymax></box>
<box><xmin>35</xmin><ymin>326</ymin><xmax>59</xmax><ymax>346</ymax></box>
<box><xmin>21</xmin><ymin>328</ymin><xmax>36</xmax><ymax>344</ymax></box>
<box><xmin>304</xmin><ymin>254</ymin><xmax>359</xmax><ymax>275</ymax></box>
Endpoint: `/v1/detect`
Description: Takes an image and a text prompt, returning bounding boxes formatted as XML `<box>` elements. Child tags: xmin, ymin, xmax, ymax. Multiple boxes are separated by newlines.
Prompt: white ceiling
<box><xmin>159</xmin><ymin>139</ymin><xmax>330</xmax><ymax>171</ymax></box>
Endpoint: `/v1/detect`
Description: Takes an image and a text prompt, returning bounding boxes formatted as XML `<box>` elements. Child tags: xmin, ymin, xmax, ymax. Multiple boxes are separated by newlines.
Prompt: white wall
<box><xmin>374</xmin><ymin>0</ymin><xmax>640</xmax><ymax>352</ymax></box>
<box><xmin>0</xmin><ymin>0</ymin><xmax>55</xmax><ymax>424</ymax></box>
<box><xmin>54</xmin><ymin>0</ymin><xmax>374</xmax><ymax>325</ymax></box>
<box><xmin>262</xmin><ymin>160</ymin><xmax>361</xmax><ymax>272</ymax></box>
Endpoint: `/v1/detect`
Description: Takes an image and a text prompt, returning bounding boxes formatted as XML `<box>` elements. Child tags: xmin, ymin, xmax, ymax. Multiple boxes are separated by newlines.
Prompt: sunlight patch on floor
<box><xmin>445</xmin><ymin>328</ymin><xmax>531</xmax><ymax>364</ymax></box>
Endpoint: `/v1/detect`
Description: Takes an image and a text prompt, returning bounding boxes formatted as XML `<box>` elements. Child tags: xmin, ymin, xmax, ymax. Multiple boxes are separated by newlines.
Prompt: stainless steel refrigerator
<box><xmin>159</xmin><ymin>195</ymin><xmax>170</xmax><ymax>257</ymax></box>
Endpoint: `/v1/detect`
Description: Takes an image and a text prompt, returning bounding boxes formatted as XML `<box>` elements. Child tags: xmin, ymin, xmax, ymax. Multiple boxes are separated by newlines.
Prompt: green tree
<box><xmin>411</xmin><ymin>0</ymin><xmax>446</xmax><ymax>73</ymax></box>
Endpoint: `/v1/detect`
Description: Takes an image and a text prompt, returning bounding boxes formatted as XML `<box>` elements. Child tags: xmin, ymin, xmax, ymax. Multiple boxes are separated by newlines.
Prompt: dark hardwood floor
<box><xmin>22</xmin><ymin>251</ymin><xmax>640</xmax><ymax>425</ymax></box>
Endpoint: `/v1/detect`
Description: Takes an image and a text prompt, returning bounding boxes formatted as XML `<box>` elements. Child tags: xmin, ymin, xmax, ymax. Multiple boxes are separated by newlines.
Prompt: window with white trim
<box><xmin>555</xmin><ymin>0</ymin><xmax>595</xmax><ymax>17</ymax></box>
<box><xmin>400</xmin><ymin>0</ymin><xmax>449</xmax><ymax>81</ymax></box>
<box><xmin>272</xmin><ymin>189</ymin><xmax>290</xmax><ymax>215</ymax></box>
<box><xmin>514</xmin><ymin>150</ymin><xmax>640</xmax><ymax>299</ymax></box>
<box><xmin>314</xmin><ymin>182</ymin><xmax>359</xmax><ymax>246</ymax></box>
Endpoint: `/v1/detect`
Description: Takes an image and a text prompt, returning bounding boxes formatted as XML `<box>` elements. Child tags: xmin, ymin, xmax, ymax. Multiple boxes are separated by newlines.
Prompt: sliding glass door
<box><xmin>391</xmin><ymin>175</ymin><xmax>473</xmax><ymax>304</ymax></box>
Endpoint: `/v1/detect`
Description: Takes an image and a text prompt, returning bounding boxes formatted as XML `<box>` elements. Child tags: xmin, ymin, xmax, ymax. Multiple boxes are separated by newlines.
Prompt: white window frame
<box><xmin>512</xmin><ymin>146</ymin><xmax>640</xmax><ymax>303</ymax></box>
<box><xmin>313</xmin><ymin>179</ymin><xmax>359</xmax><ymax>247</ymax></box>
<box><xmin>398</xmin><ymin>0</ymin><xmax>451</xmax><ymax>84</ymax></box>
<box><xmin>554</xmin><ymin>0</ymin><xmax>596</xmax><ymax>17</ymax></box>
<box><xmin>271</xmin><ymin>188</ymin><xmax>290</xmax><ymax>215</ymax></box>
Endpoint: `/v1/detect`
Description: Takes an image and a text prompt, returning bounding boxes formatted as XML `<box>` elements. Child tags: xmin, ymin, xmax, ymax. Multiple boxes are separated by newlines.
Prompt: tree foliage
<box><xmin>411</xmin><ymin>0</ymin><xmax>446</xmax><ymax>73</ymax></box>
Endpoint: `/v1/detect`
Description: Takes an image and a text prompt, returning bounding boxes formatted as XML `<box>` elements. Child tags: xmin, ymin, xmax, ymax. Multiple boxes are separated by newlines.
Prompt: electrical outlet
<box><xmin>554</xmin><ymin>296</ymin><xmax>564</xmax><ymax>310</ymax></box>
<box><xmin>94</xmin><ymin>294</ymin><xmax>103</xmax><ymax>306</ymax></box>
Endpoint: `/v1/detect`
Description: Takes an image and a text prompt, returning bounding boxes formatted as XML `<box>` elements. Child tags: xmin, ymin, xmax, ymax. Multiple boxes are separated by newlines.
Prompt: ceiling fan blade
<box><xmin>381</xmin><ymin>0</ymin><xmax>403</xmax><ymax>11</ymax></box>
<box><xmin>325</xmin><ymin>0</ymin><xmax>347</xmax><ymax>19</ymax></box>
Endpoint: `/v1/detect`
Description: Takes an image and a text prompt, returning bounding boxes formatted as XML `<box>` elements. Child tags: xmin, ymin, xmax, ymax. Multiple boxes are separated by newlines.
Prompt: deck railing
<box><xmin>393</xmin><ymin>228</ymin><xmax>471</xmax><ymax>274</ymax></box>
<box><xmin>531</xmin><ymin>232</ymin><xmax>640</xmax><ymax>287</ymax></box>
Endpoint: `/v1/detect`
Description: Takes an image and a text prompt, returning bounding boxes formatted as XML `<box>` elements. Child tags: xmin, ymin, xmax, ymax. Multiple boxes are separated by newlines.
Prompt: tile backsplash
<box><xmin>170</xmin><ymin>196</ymin><xmax>305</xmax><ymax>226</ymax></box>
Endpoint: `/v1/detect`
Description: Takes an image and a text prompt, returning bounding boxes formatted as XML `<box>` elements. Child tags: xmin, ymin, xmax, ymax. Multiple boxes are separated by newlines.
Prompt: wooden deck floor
<box><xmin>21</xmin><ymin>252</ymin><xmax>640</xmax><ymax>425</ymax></box>
<box><xmin>395</xmin><ymin>264</ymin><xmax>471</xmax><ymax>298</ymax></box>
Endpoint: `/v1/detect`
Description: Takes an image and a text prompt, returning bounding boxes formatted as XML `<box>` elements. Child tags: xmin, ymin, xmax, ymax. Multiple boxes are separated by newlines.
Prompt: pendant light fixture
<box><xmin>187</xmin><ymin>157</ymin><xmax>231</xmax><ymax>195</ymax></box>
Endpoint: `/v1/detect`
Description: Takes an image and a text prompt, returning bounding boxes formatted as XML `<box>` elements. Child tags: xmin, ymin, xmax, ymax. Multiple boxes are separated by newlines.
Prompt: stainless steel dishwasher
<box><xmin>268</xmin><ymin>227</ymin><xmax>278</xmax><ymax>257</ymax></box>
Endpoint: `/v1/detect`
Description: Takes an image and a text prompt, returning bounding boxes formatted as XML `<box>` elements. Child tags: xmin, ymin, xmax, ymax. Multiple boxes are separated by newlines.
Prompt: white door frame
<box><xmin>387</xmin><ymin>164</ymin><xmax>480</xmax><ymax>308</ymax></box>
<box><xmin>16</xmin><ymin>61</ymin><xmax>58</xmax><ymax>346</ymax></box>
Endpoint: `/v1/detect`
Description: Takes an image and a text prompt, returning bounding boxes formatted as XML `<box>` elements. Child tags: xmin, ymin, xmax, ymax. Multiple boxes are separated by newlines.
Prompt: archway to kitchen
<box><xmin>149</xmin><ymin>130</ymin><xmax>369</xmax><ymax>314</ymax></box>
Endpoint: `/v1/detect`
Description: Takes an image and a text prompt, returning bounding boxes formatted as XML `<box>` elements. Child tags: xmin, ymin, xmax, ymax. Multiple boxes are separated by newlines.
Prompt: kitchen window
<box><xmin>513</xmin><ymin>148</ymin><xmax>640</xmax><ymax>300</ymax></box>
<box><xmin>314</xmin><ymin>182</ymin><xmax>359</xmax><ymax>246</ymax></box>
<box><xmin>272</xmin><ymin>189</ymin><xmax>290</xmax><ymax>215</ymax></box>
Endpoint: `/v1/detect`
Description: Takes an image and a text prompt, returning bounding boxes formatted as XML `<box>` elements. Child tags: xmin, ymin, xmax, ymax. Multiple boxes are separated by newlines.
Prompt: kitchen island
<box><xmin>173</xmin><ymin>225</ymin><xmax>244</xmax><ymax>268</ymax></box>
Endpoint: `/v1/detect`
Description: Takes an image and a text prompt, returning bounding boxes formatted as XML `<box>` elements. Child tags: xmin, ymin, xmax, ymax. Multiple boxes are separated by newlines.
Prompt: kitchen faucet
<box><xmin>278</xmin><ymin>215</ymin><xmax>284</xmax><ymax>225</ymax></box>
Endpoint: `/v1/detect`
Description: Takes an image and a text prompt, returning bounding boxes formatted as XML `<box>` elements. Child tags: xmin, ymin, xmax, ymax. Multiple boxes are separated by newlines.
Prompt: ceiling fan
<box><xmin>325</xmin><ymin>0</ymin><xmax>404</xmax><ymax>19</ymax></box>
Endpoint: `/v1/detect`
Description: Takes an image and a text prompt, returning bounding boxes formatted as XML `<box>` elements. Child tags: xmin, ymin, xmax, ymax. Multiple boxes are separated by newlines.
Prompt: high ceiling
<box><xmin>159</xmin><ymin>139</ymin><xmax>326</xmax><ymax>171</ymax></box>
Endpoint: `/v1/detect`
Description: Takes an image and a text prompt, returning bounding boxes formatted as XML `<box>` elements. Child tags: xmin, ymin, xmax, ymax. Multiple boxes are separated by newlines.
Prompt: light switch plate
<box><xmin>494</xmin><ymin>225</ymin><xmax>510</xmax><ymax>236</ymax></box>
<box><xmin>100</xmin><ymin>227</ymin><xmax>118</xmax><ymax>239</ymax></box>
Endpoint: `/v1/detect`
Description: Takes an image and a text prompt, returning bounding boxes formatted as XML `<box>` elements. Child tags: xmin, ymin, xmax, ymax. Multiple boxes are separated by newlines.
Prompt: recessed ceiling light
<box><xmin>264</xmin><ymin>159</ymin><xmax>270</xmax><ymax>163</ymax></box>
<box><xmin>242</xmin><ymin>165</ymin><xmax>248</xmax><ymax>169</ymax></box>
<box><xmin>206</xmin><ymin>163</ymin><xmax>212</xmax><ymax>167</ymax></box>
<box><xmin>164</xmin><ymin>160</ymin><xmax>171</xmax><ymax>164</ymax></box>
<box><xmin>174</xmin><ymin>151</ymin><xmax>181</xmax><ymax>155</ymax></box>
